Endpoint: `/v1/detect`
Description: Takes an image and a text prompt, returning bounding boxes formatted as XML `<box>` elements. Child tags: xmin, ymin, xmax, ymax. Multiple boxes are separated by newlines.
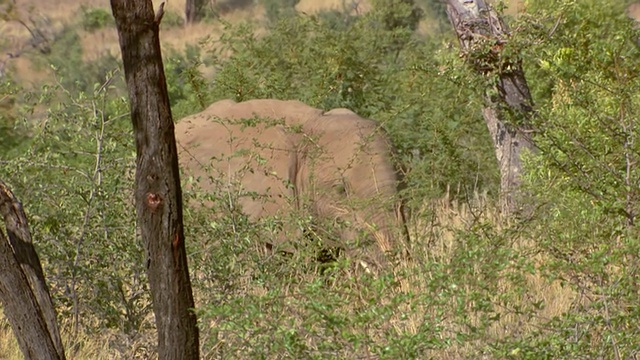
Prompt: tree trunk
<box><xmin>185</xmin><ymin>0</ymin><xmax>207</xmax><ymax>23</ymax></box>
<box><xmin>110</xmin><ymin>2</ymin><xmax>200</xmax><ymax>359</ymax></box>
<box><xmin>446</xmin><ymin>0</ymin><xmax>535</xmax><ymax>216</ymax></box>
<box><xmin>0</xmin><ymin>179</ymin><xmax>66</xmax><ymax>360</ymax></box>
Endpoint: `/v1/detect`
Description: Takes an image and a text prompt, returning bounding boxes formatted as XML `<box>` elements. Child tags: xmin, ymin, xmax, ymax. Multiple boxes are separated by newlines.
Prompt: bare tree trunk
<box><xmin>0</xmin><ymin>179</ymin><xmax>66</xmax><ymax>360</ymax></box>
<box><xmin>446</xmin><ymin>0</ymin><xmax>535</xmax><ymax>216</ymax></box>
<box><xmin>185</xmin><ymin>0</ymin><xmax>207</xmax><ymax>23</ymax></box>
<box><xmin>110</xmin><ymin>2</ymin><xmax>200</xmax><ymax>359</ymax></box>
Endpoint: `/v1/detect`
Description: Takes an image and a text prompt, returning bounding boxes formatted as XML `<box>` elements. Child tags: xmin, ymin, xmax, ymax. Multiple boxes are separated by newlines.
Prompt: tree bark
<box><xmin>110</xmin><ymin>1</ymin><xmax>200</xmax><ymax>359</ymax></box>
<box><xmin>0</xmin><ymin>179</ymin><xmax>65</xmax><ymax>360</ymax></box>
<box><xmin>446</xmin><ymin>0</ymin><xmax>535</xmax><ymax>216</ymax></box>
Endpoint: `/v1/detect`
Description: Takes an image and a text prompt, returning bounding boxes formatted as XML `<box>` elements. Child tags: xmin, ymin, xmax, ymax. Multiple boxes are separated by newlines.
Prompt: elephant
<box><xmin>175</xmin><ymin>99</ymin><xmax>408</xmax><ymax>270</ymax></box>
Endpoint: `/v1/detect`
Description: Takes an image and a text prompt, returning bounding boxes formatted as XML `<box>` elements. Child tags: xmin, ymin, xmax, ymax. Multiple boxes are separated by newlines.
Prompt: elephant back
<box><xmin>201</xmin><ymin>98</ymin><xmax>323</xmax><ymax>126</ymax></box>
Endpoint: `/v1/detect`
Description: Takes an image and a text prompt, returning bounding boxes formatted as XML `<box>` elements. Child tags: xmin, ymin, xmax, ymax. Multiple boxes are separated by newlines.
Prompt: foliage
<box><xmin>80</xmin><ymin>7</ymin><xmax>114</xmax><ymax>32</ymax></box>
<box><xmin>418</xmin><ymin>0</ymin><xmax>448</xmax><ymax>22</ymax></box>
<box><xmin>410</xmin><ymin>0</ymin><xmax>455</xmax><ymax>35</ymax></box>
<box><xmin>181</xmin><ymin>177</ymin><xmax>537</xmax><ymax>358</ymax></box>
<box><xmin>370</xmin><ymin>0</ymin><xmax>424</xmax><ymax>32</ymax></box>
<box><xmin>486</xmin><ymin>0</ymin><xmax>640</xmax><ymax>357</ymax></box>
<box><xmin>0</xmin><ymin>77</ymin><xmax>28</xmax><ymax>155</ymax></box>
<box><xmin>160</xmin><ymin>9</ymin><xmax>186</xmax><ymax>29</ymax></box>
<box><xmin>0</xmin><ymin>71</ymin><xmax>148</xmax><ymax>336</ymax></box>
<box><xmin>260</xmin><ymin>0</ymin><xmax>300</xmax><ymax>24</ymax></box>
<box><xmin>205</xmin><ymin>2</ymin><xmax>497</xmax><ymax>201</ymax></box>
<box><xmin>313</xmin><ymin>8</ymin><xmax>357</xmax><ymax>31</ymax></box>
<box><xmin>382</xmin><ymin>44</ymin><xmax>497</xmax><ymax>202</ymax></box>
<box><xmin>190</xmin><ymin>0</ymin><xmax>640</xmax><ymax>357</ymax></box>
<box><xmin>6</xmin><ymin>0</ymin><xmax>640</xmax><ymax>358</ymax></box>
<box><xmin>164</xmin><ymin>44</ymin><xmax>213</xmax><ymax>119</ymax></box>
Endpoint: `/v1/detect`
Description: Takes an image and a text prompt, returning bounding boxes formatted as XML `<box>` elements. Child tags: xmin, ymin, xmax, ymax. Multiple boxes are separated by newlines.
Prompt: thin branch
<box><xmin>69</xmin><ymin>102</ymin><xmax>105</xmax><ymax>335</ymax></box>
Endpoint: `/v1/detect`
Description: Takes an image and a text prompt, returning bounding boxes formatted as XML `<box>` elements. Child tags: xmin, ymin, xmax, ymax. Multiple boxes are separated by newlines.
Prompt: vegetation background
<box><xmin>1</xmin><ymin>0</ymin><xmax>640</xmax><ymax>358</ymax></box>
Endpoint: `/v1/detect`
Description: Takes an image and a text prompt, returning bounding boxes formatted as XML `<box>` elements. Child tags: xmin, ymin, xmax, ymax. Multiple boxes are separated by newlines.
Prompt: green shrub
<box><xmin>164</xmin><ymin>44</ymin><xmax>212</xmax><ymax>119</ymax></box>
<box><xmin>81</xmin><ymin>7</ymin><xmax>113</xmax><ymax>32</ymax></box>
<box><xmin>488</xmin><ymin>0</ymin><xmax>640</xmax><ymax>357</ymax></box>
<box><xmin>160</xmin><ymin>9</ymin><xmax>185</xmax><ymax>29</ymax></box>
<box><xmin>0</xmin><ymin>77</ymin><xmax>27</xmax><ymax>155</ymax></box>
<box><xmin>205</xmin><ymin>2</ymin><xmax>497</xmax><ymax>201</ymax></box>
<box><xmin>1</xmin><ymin>73</ymin><xmax>147</xmax><ymax>334</ymax></box>
<box><xmin>9</xmin><ymin>0</ymin><xmax>640</xmax><ymax>357</ymax></box>
<box><xmin>261</xmin><ymin>0</ymin><xmax>300</xmax><ymax>23</ymax></box>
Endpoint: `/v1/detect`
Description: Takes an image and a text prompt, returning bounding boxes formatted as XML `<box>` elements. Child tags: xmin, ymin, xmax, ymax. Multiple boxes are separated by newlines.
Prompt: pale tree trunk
<box><xmin>110</xmin><ymin>1</ymin><xmax>200</xmax><ymax>359</ymax></box>
<box><xmin>446</xmin><ymin>0</ymin><xmax>535</xmax><ymax>216</ymax></box>
<box><xmin>0</xmin><ymin>179</ymin><xmax>66</xmax><ymax>360</ymax></box>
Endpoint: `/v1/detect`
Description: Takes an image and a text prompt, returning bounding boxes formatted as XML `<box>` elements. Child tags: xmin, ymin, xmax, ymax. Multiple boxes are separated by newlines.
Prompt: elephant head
<box><xmin>175</xmin><ymin>99</ymin><xmax>408</xmax><ymax>270</ymax></box>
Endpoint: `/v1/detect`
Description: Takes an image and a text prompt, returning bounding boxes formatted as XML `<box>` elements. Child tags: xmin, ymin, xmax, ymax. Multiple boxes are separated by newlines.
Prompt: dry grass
<box><xmin>0</xmin><ymin>317</ymin><xmax>20</xmax><ymax>360</ymax></box>
<box><xmin>0</xmin><ymin>310</ymin><xmax>157</xmax><ymax>360</ymax></box>
<box><xmin>0</xmin><ymin>326</ymin><xmax>157</xmax><ymax>360</ymax></box>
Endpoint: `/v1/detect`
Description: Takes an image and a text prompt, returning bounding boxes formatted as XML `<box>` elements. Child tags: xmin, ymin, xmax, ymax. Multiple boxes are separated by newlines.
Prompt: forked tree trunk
<box><xmin>0</xmin><ymin>179</ymin><xmax>66</xmax><ymax>360</ymax></box>
<box><xmin>110</xmin><ymin>1</ymin><xmax>200</xmax><ymax>359</ymax></box>
<box><xmin>446</xmin><ymin>0</ymin><xmax>535</xmax><ymax>216</ymax></box>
